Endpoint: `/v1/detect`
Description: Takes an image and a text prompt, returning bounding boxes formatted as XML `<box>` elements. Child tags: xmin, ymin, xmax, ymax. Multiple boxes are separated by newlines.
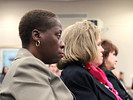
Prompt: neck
<box><xmin>89</xmin><ymin>62</ymin><xmax>98</xmax><ymax>68</ymax></box>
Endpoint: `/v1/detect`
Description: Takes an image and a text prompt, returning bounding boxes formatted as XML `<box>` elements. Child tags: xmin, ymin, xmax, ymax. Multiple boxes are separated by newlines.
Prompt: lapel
<box><xmin>94</xmin><ymin>77</ymin><xmax>117</xmax><ymax>100</ymax></box>
<box><xmin>107</xmin><ymin>70</ymin><xmax>127</xmax><ymax>92</ymax></box>
<box><xmin>117</xmin><ymin>79</ymin><xmax>127</xmax><ymax>91</ymax></box>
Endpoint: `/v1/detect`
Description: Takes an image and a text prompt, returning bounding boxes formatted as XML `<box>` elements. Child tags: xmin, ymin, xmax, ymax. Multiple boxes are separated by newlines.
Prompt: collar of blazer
<box><xmin>93</xmin><ymin>77</ymin><xmax>117</xmax><ymax>100</ymax></box>
<box><xmin>15</xmin><ymin>48</ymin><xmax>33</xmax><ymax>60</ymax></box>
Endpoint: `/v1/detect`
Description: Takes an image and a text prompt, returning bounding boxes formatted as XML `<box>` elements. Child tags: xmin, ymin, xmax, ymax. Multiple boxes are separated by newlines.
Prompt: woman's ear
<box><xmin>32</xmin><ymin>29</ymin><xmax>40</xmax><ymax>41</ymax></box>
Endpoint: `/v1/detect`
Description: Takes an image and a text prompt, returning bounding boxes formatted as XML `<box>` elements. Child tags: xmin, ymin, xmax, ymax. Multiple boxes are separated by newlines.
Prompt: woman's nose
<box><xmin>59</xmin><ymin>39</ymin><xmax>65</xmax><ymax>49</ymax></box>
<box><xmin>101</xmin><ymin>46</ymin><xmax>104</xmax><ymax>53</ymax></box>
<box><xmin>115</xmin><ymin>57</ymin><xmax>118</xmax><ymax>62</ymax></box>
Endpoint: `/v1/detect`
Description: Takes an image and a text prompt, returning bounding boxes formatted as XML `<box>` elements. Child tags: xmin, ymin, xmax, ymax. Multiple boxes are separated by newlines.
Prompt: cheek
<box><xmin>108</xmin><ymin>57</ymin><xmax>115</xmax><ymax>65</ymax></box>
<box><xmin>94</xmin><ymin>57</ymin><xmax>103</xmax><ymax>66</ymax></box>
<box><xmin>43</xmin><ymin>36</ymin><xmax>59</xmax><ymax>50</ymax></box>
<box><xmin>99</xmin><ymin>58</ymin><xmax>103</xmax><ymax>65</ymax></box>
<box><xmin>105</xmin><ymin>58</ymin><xmax>114</xmax><ymax>69</ymax></box>
<box><xmin>45</xmin><ymin>35</ymin><xmax>57</xmax><ymax>44</ymax></box>
<box><xmin>105</xmin><ymin>59</ymin><xmax>110</xmax><ymax>66</ymax></box>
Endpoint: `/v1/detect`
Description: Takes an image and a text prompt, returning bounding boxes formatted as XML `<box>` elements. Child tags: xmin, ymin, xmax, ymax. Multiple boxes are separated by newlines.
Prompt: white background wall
<box><xmin>0</xmin><ymin>0</ymin><xmax>133</xmax><ymax>86</ymax></box>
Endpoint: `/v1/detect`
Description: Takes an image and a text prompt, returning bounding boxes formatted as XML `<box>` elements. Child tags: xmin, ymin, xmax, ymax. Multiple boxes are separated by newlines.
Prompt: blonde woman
<box><xmin>57</xmin><ymin>20</ymin><xmax>122</xmax><ymax>100</ymax></box>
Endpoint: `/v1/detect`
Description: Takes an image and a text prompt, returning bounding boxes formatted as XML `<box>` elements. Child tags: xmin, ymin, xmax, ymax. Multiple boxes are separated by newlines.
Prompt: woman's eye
<box><xmin>56</xmin><ymin>34</ymin><xmax>61</xmax><ymax>39</ymax></box>
<box><xmin>112</xmin><ymin>52</ymin><xmax>116</xmax><ymax>56</ymax></box>
<box><xmin>113</xmin><ymin>53</ymin><xmax>116</xmax><ymax>56</ymax></box>
<box><xmin>97</xmin><ymin>43</ymin><xmax>101</xmax><ymax>46</ymax></box>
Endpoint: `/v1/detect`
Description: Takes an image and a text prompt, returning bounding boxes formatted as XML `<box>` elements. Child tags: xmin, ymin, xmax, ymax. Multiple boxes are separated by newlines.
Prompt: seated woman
<box><xmin>57</xmin><ymin>20</ymin><xmax>122</xmax><ymax>100</ymax></box>
<box><xmin>0</xmin><ymin>66</ymin><xmax>8</xmax><ymax>84</ymax></box>
<box><xmin>99</xmin><ymin>39</ymin><xmax>133</xmax><ymax>100</ymax></box>
<box><xmin>48</xmin><ymin>64</ymin><xmax>62</xmax><ymax>76</ymax></box>
<box><xmin>0</xmin><ymin>9</ymin><xmax>74</xmax><ymax>100</ymax></box>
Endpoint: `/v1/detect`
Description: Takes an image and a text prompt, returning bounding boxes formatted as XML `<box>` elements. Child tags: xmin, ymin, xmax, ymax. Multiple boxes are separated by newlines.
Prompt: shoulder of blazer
<box><xmin>102</xmin><ymin>69</ymin><xmax>115</xmax><ymax>78</ymax></box>
<box><xmin>14</xmin><ymin>48</ymin><xmax>47</xmax><ymax>68</ymax></box>
<box><xmin>62</xmin><ymin>63</ymin><xmax>97</xmax><ymax>84</ymax></box>
<box><xmin>12</xmin><ymin>48</ymin><xmax>51</xmax><ymax>78</ymax></box>
<box><xmin>63</xmin><ymin>64</ymin><xmax>117</xmax><ymax>100</ymax></box>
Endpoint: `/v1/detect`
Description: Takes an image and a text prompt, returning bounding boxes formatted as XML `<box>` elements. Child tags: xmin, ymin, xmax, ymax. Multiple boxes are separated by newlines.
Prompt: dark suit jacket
<box><xmin>102</xmin><ymin>68</ymin><xmax>133</xmax><ymax>100</ymax></box>
<box><xmin>0</xmin><ymin>74</ymin><xmax>5</xmax><ymax>84</ymax></box>
<box><xmin>61</xmin><ymin>62</ymin><xmax>117</xmax><ymax>100</ymax></box>
<box><xmin>0</xmin><ymin>48</ymin><xmax>74</xmax><ymax>100</ymax></box>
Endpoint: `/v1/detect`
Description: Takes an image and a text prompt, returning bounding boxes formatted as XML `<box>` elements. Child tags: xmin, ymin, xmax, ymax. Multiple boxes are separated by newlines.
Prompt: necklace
<box><xmin>101</xmin><ymin>82</ymin><xmax>118</xmax><ymax>95</ymax></box>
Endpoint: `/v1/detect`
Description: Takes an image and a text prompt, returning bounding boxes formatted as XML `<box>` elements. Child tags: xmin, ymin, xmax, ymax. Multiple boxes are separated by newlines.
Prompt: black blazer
<box><xmin>61</xmin><ymin>63</ymin><xmax>117</xmax><ymax>100</ymax></box>
<box><xmin>102</xmin><ymin>68</ymin><xmax>133</xmax><ymax>100</ymax></box>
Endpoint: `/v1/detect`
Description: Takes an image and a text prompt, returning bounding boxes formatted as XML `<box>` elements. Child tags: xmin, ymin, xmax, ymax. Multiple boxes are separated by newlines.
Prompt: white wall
<box><xmin>0</xmin><ymin>0</ymin><xmax>133</xmax><ymax>86</ymax></box>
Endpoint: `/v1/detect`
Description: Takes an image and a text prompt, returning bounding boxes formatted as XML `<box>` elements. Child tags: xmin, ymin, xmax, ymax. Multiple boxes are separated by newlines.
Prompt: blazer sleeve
<box><xmin>62</xmin><ymin>67</ymin><xmax>98</xmax><ymax>100</ymax></box>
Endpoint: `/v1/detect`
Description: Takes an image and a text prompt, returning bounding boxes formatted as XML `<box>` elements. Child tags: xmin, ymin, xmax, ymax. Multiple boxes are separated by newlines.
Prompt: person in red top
<box><xmin>57</xmin><ymin>20</ymin><xmax>121</xmax><ymax>100</ymax></box>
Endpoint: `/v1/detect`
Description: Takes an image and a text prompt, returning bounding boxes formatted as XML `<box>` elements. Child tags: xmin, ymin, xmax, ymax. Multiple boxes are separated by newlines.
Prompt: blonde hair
<box><xmin>59</xmin><ymin>20</ymin><xmax>101</xmax><ymax>69</ymax></box>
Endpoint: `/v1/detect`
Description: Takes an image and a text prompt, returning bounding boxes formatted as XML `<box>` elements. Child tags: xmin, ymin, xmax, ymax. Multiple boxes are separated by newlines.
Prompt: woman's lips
<box><xmin>60</xmin><ymin>53</ymin><xmax>64</xmax><ymax>57</ymax></box>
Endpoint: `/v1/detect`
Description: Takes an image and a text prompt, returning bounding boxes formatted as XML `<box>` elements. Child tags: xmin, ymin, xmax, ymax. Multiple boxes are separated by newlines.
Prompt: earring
<box><xmin>36</xmin><ymin>40</ymin><xmax>40</xmax><ymax>47</ymax></box>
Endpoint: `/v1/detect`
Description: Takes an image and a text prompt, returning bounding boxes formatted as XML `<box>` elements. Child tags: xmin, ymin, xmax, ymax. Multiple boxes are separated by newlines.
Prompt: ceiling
<box><xmin>3</xmin><ymin>0</ymin><xmax>88</xmax><ymax>1</ymax></box>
